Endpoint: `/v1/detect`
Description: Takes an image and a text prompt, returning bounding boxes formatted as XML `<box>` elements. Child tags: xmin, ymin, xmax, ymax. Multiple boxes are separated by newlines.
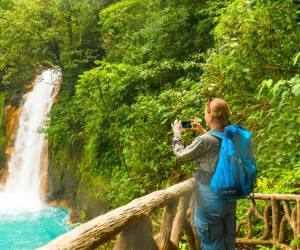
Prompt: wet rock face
<box><xmin>0</xmin><ymin>168</ymin><xmax>8</xmax><ymax>184</ymax></box>
<box><xmin>47</xmin><ymin>156</ymin><xmax>79</xmax><ymax>206</ymax></box>
<box><xmin>47</xmin><ymin>145</ymin><xmax>110</xmax><ymax>223</ymax></box>
<box><xmin>74</xmin><ymin>174</ymin><xmax>110</xmax><ymax>221</ymax></box>
<box><xmin>5</xmin><ymin>105</ymin><xmax>22</xmax><ymax>147</ymax></box>
<box><xmin>0</xmin><ymin>105</ymin><xmax>21</xmax><ymax>183</ymax></box>
<box><xmin>40</xmin><ymin>140</ymin><xmax>49</xmax><ymax>199</ymax></box>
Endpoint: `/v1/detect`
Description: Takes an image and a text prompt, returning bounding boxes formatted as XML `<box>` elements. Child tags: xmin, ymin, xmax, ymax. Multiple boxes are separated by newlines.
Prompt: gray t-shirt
<box><xmin>172</xmin><ymin>131</ymin><xmax>222</xmax><ymax>177</ymax></box>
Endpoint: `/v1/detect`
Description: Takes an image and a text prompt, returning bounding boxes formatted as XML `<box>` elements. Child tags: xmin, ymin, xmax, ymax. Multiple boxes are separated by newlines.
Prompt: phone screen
<box><xmin>181</xmin><ymin>121</ymin><xmax>191</xmax><ymax>129</ymax></box>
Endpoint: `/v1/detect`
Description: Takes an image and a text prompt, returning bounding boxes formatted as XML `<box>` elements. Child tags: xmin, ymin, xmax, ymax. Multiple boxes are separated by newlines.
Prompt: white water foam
<box><xmin>0</xmin><ymin>69</ymin><xmax>61</xmax><ymax>213</ymax></box>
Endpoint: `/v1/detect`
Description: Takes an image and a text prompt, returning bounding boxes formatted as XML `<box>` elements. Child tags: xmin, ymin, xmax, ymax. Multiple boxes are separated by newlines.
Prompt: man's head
<box><xmin>205</xmin><ymin>98</ymin><xmax>231</xmax><ymax>128</ymax></box>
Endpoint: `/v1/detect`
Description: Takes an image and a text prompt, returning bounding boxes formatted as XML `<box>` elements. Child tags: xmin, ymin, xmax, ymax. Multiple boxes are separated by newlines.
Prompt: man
<box><xmin>171</xmin><ymin>98</ymin><xmax>236</xmax><ymax>250</ymax></box>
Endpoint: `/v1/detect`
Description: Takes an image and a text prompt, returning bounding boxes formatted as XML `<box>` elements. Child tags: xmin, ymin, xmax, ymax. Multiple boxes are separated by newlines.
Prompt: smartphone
<box><xmin>181</xmin><ymin>120</ymin><xmax>191</xmax><ymax>129</ymax></box>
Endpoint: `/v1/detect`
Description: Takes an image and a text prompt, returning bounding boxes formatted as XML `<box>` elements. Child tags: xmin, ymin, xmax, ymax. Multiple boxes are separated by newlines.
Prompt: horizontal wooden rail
<box><xmin>38</xmin><ymin>178</ymin><xmax>196</xmax><ymax>250</ymax></box>
<box><xmin>236</xmin><ymin>239</ymin><xmax>293</xmax><ymax>249</ymax></box>
<box><xmin>252</xmin><ymin>193</ymin><xmax>300</xmax><ymax>201</ymax></box>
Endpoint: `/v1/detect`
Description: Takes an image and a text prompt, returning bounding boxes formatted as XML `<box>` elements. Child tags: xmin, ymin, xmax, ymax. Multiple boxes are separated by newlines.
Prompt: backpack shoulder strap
<box><xmin>207</xmin><ymin>131</ymin><xmax>223</xmax><ymax>140</ymax></box>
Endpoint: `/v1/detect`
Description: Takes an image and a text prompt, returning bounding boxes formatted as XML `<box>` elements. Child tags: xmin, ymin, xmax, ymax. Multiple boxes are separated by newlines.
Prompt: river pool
<box><xmin>0</xmin><ymin>206</ymin><xmax>71</xmax><ymax>250</ymax></box>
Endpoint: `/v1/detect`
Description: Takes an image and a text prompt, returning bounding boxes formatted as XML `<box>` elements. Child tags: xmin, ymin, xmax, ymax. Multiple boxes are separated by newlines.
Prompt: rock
<box><xmin>47</xmin><ymin>145</ymin><xmax>110</xmax><ymax>223</ymax></box>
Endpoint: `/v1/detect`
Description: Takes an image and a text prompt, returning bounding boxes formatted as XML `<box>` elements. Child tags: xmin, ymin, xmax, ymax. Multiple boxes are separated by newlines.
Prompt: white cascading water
<box><xmin>0</xmin><ymin>69</ymin><xmax>61</xmax><ymax>213</ymax></box>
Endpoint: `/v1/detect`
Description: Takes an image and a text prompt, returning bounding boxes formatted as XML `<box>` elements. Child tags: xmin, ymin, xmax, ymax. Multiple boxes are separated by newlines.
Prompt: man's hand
<box><xmin>191</xmin><ymin>119</ymin><xmax>207</xmax><ymax>134</ymax></box>
<box><xmin>171</xmin><ymin>119</ymin><xmax>183</xmax><ymax>133</ymax></box>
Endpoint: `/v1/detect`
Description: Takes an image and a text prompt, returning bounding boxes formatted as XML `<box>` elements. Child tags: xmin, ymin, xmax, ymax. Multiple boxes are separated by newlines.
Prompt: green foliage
<box><xmin>46</xmin><ymin>0</ymin><xmax>300</xmax><ymax>211</ymax></box>
<box><xmin>100</xmin><ymin>0</ymin><xmax>214</xmax><ymax>63</ymax></box>
<box><xmin>107</xmin><ymin>168</ymin><xmax>147</xmax><ymax>207</ymax></box>
<box><xmin>254</xmin><ymin>74</ymin><xmax>300</xmax><ymax>194</ymax></box>
<box><xmin>0</xmin><ymin>0</ymin><xmax>108</xmax><ymax>101</ymax></box>
<box><xmin>291</xmin><ymin>237</ymin><xmax>300</xmax><ymax>248</ymax></box>
<box><xmin>46</xmin><ymin>0</ymin><xmax>216</xmax><ymax>207</ymax></box>
<box><xmin>201</xmin><ymin>0</ymin><xmax>300</xmax><ymax>195</ymax></box>
<box><xmin>202</xmin><ymin>0</ymin><xmax>300</xmax><ymax>93</ymax></box>
<box><xmin>79</xmin><ymin>210</ymin><xmax>87</xmax><ymax>222</ymax></box>
<box><xmin>69</xmin><ymin>58</ymin><xmax>206</xmax><ymax>205</ymax></box>
<box><xmin>257</xmin><ymin>246</ymin><xmax>280</xmax><ymax>250</ymax></box>
<box><xmin>179</xmin><ymin>241</ymin><xmax>188</xmax><ymax>250</ymax></box>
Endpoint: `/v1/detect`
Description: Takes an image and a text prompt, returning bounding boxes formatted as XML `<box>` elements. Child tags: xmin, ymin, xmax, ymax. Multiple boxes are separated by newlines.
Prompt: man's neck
<box><xmin>210</xmin><ymin>123</ymin><xmax>224</xmax><ymax>131</ymax></box>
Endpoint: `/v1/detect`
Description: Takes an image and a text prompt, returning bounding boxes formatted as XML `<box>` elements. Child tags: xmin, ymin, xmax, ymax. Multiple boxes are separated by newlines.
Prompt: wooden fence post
<box><xmin>156</xmin><ymin>199</ymin><xmax>178</xmax><ymax>250</ymax></box>
<box><xmin>271</xmin><ymin>198</ymin><xmax>280</xmax><ymax>242</ymax></box>
<box><xmin>170</xmin><ymin>192</ymin><xmax>192</xmax><ymax>248</ymax></box>
<box><xmin>113</xmin><ymin>214</ymin><xmax>158</xmax><ymax>250</ymax></box>
<box><xmin>185</xmin><ymin>191</ymin><xmax>200</xmax><ymax>250</ymax></box>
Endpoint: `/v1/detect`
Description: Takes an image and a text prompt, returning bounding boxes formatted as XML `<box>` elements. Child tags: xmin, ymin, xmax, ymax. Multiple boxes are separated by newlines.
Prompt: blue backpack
<box><xmin>208</xmin><ymin>125</ymin><xmax>256</xmax><ymax>200</ymax></box>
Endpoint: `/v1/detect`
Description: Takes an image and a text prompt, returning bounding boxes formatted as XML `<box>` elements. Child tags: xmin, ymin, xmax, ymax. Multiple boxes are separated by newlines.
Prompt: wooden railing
<box><xmin>236</xmin><ymin>193</ymin><xmax>300</xmax><ymax>250</ymax></box>
<box><xmin>39</xmin><ymin>179</ymin><xmax>300</xmax><ymax>250</ymax></box>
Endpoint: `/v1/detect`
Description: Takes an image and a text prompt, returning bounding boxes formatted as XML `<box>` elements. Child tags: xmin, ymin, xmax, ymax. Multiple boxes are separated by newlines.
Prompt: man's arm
<box><xmin>172</xmin><ymin>132</ymin><xmax>205</xmax><ymax>162</ymax></box>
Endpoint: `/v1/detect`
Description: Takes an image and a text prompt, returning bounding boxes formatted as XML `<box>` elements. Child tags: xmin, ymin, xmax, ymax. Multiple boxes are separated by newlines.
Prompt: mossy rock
<box><xmin>75</xmin><ymin>173</ymin><xmax>110</xmax><ymax>221</ymax></box>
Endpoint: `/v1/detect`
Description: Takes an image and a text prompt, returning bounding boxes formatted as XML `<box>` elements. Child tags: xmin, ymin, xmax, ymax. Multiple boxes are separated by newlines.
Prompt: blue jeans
<box><xmin>194</xmin><ymin>184</ymin><xmax>236</xmax><ymax>250</ymax></box>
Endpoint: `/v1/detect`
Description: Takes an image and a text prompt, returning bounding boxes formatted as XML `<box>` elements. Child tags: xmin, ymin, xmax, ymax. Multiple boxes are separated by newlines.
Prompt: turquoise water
<box><xmin>0</xmin><ymin>206</ymin><xmax>71</xmax><ymax>250</ymax></box>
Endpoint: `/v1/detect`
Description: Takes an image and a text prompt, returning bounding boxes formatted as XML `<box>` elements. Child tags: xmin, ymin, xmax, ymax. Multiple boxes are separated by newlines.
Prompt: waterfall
<box><xmin>0</xmin><ymin>69</ymin><xmax>61</xmax><ymax>213</ymax></box>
